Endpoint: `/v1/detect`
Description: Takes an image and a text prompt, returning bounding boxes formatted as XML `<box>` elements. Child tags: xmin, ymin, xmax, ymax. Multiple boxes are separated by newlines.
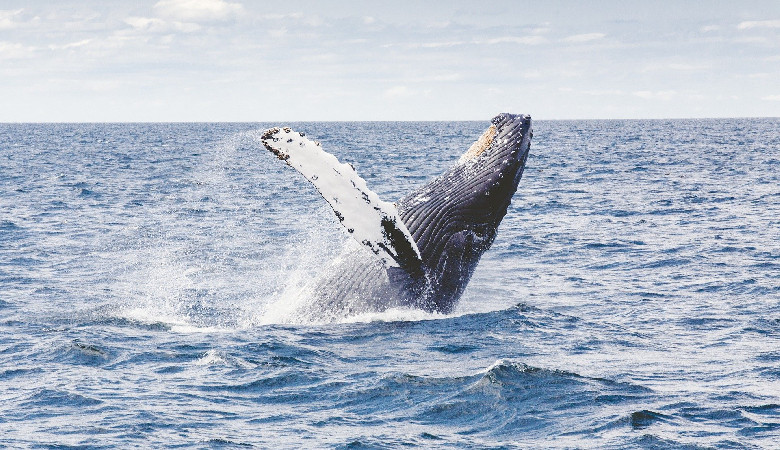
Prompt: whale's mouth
<box><xmin>458</xmin><ymin>124</ymin><xmax>498</xmax><ymax>164</ymax></box>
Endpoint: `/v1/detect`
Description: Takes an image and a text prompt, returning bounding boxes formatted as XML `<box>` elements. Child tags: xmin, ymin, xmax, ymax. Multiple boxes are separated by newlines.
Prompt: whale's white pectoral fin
<box><xmin>261</xmin><ymin>127</ymin><xmax>423</xmax><ymax>275</ymax></box>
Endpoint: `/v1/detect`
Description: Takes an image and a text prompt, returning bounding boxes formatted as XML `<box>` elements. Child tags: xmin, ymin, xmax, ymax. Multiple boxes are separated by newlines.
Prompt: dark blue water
<box><xmin>1</xmin><ymin>119</ymin><xmax>779</xmax><ymax>448</ymax></box>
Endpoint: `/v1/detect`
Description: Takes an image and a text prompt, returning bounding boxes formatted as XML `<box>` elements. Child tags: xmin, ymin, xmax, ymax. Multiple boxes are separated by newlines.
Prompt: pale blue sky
<box><xmin>1</xmin><ymin>0</ymin><xmax>779</xmax><ymax>121</ymax></box>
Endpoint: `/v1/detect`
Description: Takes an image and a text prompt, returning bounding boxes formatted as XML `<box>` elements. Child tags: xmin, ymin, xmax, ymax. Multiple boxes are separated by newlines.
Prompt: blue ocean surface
<box><xmin>1</xmin><ymin>119</ymin><xmax>779</xmax><ymax>448</ymax></box>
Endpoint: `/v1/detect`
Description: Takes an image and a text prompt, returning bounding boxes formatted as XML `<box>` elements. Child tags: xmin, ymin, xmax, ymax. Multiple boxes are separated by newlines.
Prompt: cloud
<box><xmin>267</xmin><ymin>27</ymin><xmax>287</xmax><ymax>38</ymax></box>
<box><xmin>633</xmin><ymin>90</ymin><xmax>677</xmax><ymax>101</ymax></box>
<box><xmin>153</xmin><ymin>0</ymin><xmax>243</xmax><ymax>23</ymax></box>
<box><xmin>259</xmin><ymin>12</ymin><xmax>302</xmax><ymax>20</ymax></box>
<box><xmin>521</xmin><ymin>70</ymin><xmax>542</xmax><ymax>79</ymax></box>
<box><xmin>743</xmin><ymin>72</ymin><xmax>771</xmax><ymax>79</ymax></box>
<box><xmin>667</xmin><ymin>62</ymin><xmax>709</xmax><ymax>71</ymax></box>
<box><xmin>406</xmin><ymin>73</ymin><xmax>462</xmax><ymax>82</ymax></box>
<box><xmin>0</xmin><ymin>9</ymin><xmax>23</xmax><ymax>29</ymax></box>
<box><xmin>562</xmin><ymin>33</ymin><xmax>606</xmax><ymax>43</ymax></box>
<box><xmin>383</xmin><ymin>85</ymin><xmax>432</xmax><ymax>100</ymax></box>
<box><xmin>0</xmin><ymin>41</ymin><xmax>35</xmax><ymax>59</ymax></box>
<box><xmin>737</xmin><ymin>19</ymin><xmax>780</xmax><ymax>30</ymax></box>
<box><xmin>125</xmin><ymin>16</ymin><xmax>168</xmax><ymax>31</ymax></box>
<box><xmin>418</xmin><ymin>41</ymin><xmax>465</xmax><ymax>48</ymax></box>
<box><xmin>700</xmin><ymin>25</ymin><xmax>719</xmax><ymax>32</ymax></box>
<box><xmin>529</xmin><ymin>25</ymin><xmax>552</xmax><ymax>35</ymax></box>
<box><xmin>642</xmin><ymin>62</ymin><xmax>710</xmax><ymax>72</ymax></box>
<box><xmin>124</xmin><ymin>16</ymin><xmax>202</xmax><ymax>33</ymax></box>
<box><xmin>471</xmin><ymin>36</ymin><xmax>547</xmax><ymax>45</ymax></box>
<box><xmin>734</xmin><ymin>36</ymin><xmax>770</xmax><ymax>44</ymax></box>
<box><xmin>581</xmin><ymin>89</ymin><xmax>625</xmax><ymax>96</ymax></box>
<box><xmin>477</xmin><ymin>36</ymin><xmax>546</xmax><ymax>45</ymax></box>
<box><xmin>397</xmin><ymin>35</ymin><xmax>545</xmax><ymax>50</ymax></box>
<box><xmin>426</xmin><ymin>73</ymin><xmax>461</xmax><ymax>82</ymax></box>
<box><xmin>762</xmin><ymin>94</ymin><xmax>780</xmax><ymax>101</ymax></box>
<box><xmin>48</xmin><ymin>39</ymin><xmax>92</xmax><ymax>50</ymax></box>
<box><xmin>384</xmin><ymin>86</ymin><xmax>412</xmax><ymax>98</ymax></box>
<box><xmin>258</xmin><ymin>11</ymin><xmax>322</xmax><ymax>27</ymax></box>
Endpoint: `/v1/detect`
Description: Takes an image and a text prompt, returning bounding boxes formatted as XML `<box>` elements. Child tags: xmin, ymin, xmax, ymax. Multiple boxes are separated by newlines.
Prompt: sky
<box><xmin>1</xmin><ymin>0</ymin><xmax>779</xmax><ymax>121</ymax></box>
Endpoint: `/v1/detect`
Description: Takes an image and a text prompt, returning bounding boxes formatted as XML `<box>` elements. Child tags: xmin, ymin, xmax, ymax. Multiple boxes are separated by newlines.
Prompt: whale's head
<box><xmin>397</xmin><ymin>113</ymin><xmax>532</xmax><ymax>312</ymax></box>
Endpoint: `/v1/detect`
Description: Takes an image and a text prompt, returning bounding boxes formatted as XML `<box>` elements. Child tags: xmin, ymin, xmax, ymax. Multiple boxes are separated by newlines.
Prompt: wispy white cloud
<box><xmin>418</xmin><ymin>41</ymin><xmax>465</xmax><ymax>48</ymax></box>
<box><xmin>384</xmin><ymin>86</ymin><xmax>412</xmax><ymax>98</ymax></box>
<box><xmin>762</xmin><ymin>94</ymin><xmax>780</xmax><ymax>101</ymax></box>
<box><xmin>642</xmin><ymin>62</ymin><xmax>710</xmax><ymax>72</ymax></box>
<box><xmin>0</xmin><ymin>9</ymin><xmax>23</xmax><ymax>29</ymax></box>
<box><xmin>737</xmin><ymin>19</ymin><xmax>780</xmax><ymax>30</ymax></box>
<box><xmin>267</xmin><ymin>27</ymin><xmax>287</xmax><ymax>38</ymax></box>
<box><xmin>424</xmin><ymin>21</ymin><xmax>451</xmax><ymax>29</ymax></box>
<box><xmin>48</xmin><ymin>39</ymin><xmax>92</xmax><ymax>50</ymax></box>
<box><xmin>384</xmin><ymin>86</ymin><xmax>431</xmax><ymax>99</ymax></box>
<box><xmin>428</xmin><ymin>73</ymin><xmax>461</xmax><ymax>82</ymax></box>
<box><xmin>124</xmin><ymin>16</ymin><xmax>168</xmax><ymax>32</ymax></box>
<box><xmin>521</xmin><ymin>70</ymin><xmax>542</xmax><ymax>79</ymax></box>
<box><xmin>477</xmin><ymin>36</ymin><xmax>546</xmax><ymax>45</ymax></box>
<box><xmin>700</xmin><ymin>25</ymin><xmax>720</xmax><ymax>32</ymax></box>
<box><xmin>259</xmin><ymin>12</ymin><xmax>302</xmax><ymax>20</ymax></box>
<box><xmin>343</xmin><ymin>38</ymin><xmax>368</xmax><ymax>44</ymax></box>
<box><xmin>0</xmin><ymin>41</ymin><xmax>36</xmax><ymax>59</ymax></box>
<box><xmin>582</xmin><ymin>89</ymin><xmax>625</xmax><ymax>96</ymax></box>
<box><xmin>405</xmin><ymin>73</ymin><xmax>462</xmax><ymax>83</ymax></box>
<box><xmin>394</xmin><ymin>35</ymin><xmax>545</xmax><ymax>50</ymax></box>
<box><xmin>153</xmin><ymin>0</ymin><xmax>243</xmax><ymax>23</ymax></box>
<box><xmin>529</xmin><ymin>24</ymin><xmax>552</xmax><ymax>35</ymax></box>
<box><xmin>633</xmin><ymin>90</ymin><xmax>677</xmax><ymax>101</ymax></box>
<box><xmin>734</xmin><ymin>36</ymin><xmax>770</xmax><ymax>44</ymax></box>
<box><xmin>124</xmin><ymin>16</ymin><xmax>202</xmax><ymax>33</ymax></box>
<box><xmin>742</xmin><ymin>72</ymin><xmax>773</xmax><ymax>79</ymax></box>
<box><xmin>562</xmin><ymin>33</ymin><xmax>606</xmax><ymax>43</ymax></box>
<box><xmin>667</xmin><ymin>62</ymin><xmax>710</xmax><ymax>71</ymax></box>
<box><xmin>258</xmin><ymin>12</ymin><xmax>322</xmax><ymax>27</ymax></box>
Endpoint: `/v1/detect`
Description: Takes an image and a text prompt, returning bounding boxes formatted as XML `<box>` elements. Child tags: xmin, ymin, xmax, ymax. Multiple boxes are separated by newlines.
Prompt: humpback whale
<box><xmin>261</xmin><ymin>113</ymin><xmax>532</xmax><ymax>321</ymax></box>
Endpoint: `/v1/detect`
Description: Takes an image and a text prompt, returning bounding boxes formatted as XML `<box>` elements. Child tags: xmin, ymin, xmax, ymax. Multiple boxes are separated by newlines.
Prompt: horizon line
<box><xmin>2</xmin><ymin>115</ymin><xmax>779</xmax><ymax>124</ymax></box>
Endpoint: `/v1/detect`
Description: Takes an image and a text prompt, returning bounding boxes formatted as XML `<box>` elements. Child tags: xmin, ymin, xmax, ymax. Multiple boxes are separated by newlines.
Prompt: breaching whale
<box><xmin>261</xmin><ymin>113</ymin><xmax>532</xmax><ymax>321</ymax></box>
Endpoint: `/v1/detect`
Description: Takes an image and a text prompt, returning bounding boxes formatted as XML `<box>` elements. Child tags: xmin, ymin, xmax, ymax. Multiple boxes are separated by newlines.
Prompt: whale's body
<box><xmin>262</xmin><ymin>113</ymin><xmax>532</xmax><ymax>320</ymax></box>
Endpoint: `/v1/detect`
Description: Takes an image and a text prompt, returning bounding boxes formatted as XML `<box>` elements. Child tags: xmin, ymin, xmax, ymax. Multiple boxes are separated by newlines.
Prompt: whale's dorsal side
<box><xmin>261</xmin><ymin>127</ymin><xmax>423</xmax><ymax>276</ymax></box>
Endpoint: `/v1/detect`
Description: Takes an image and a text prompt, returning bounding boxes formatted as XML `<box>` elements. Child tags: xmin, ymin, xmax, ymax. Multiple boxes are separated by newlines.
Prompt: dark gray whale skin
<box><xmin>299</xmin><ymin>113</ymin><xmax>532</xmax><ymax>320</ymax></box>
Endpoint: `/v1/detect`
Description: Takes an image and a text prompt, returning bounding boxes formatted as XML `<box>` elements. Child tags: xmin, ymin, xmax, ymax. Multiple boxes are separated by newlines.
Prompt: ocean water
<box><xmin>1</xmin><ymin>119</ymin><xmax>779</xmax><ymax>448</ymax></box>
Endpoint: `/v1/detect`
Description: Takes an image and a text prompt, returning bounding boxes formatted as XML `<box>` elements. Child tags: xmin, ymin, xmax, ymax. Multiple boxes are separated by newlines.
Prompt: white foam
<box><xmin>118</xmin><ymin>306</ymin><xmax>228</xmax><ymax>333</ymax></box>
<box><xmin>194</xmin><ymin>349</ymin><xmax>255</xmax><ymax>368</ymax></box>
<box><xmin>337</xmin><ymin>307</ymin><xmax>447</xmax><ymax>324</ymax></box>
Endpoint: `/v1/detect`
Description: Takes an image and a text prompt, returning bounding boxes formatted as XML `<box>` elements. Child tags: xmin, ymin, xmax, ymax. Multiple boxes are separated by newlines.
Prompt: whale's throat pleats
<box><xmin>395</xmin><ymin>114</ymin><xmax>531</xmax><ymax>307</ymax></box>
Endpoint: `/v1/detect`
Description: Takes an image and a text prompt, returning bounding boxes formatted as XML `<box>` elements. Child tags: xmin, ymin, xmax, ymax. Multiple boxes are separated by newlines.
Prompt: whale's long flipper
<box><xmin>261</xmin><ymin>127</ymin><xmax>423</xmax><ymax>275</ymax></box>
